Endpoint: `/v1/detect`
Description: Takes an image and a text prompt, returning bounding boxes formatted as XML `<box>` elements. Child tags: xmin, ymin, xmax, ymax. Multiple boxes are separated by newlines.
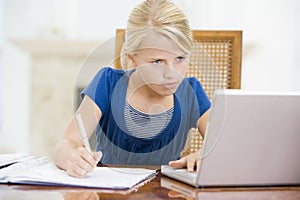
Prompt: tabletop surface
<box><xmin>1</xmin><ymin>169</ymin><xmax>300</xmax><ymax>200</ymax></box>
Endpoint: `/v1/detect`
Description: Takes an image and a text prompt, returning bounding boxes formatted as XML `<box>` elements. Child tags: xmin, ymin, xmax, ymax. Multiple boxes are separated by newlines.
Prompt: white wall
<box><xmin>0</xmin><ymin>0</ymin><xmax>3</xmax><ymax>136</ymax></box>
<box><xmin>0</xmin><ymin>0</ymin><xmax>30</xmax><ymax>152</ymax></box>
<box><xmin>294</xmin><ymin>0</ymin><xmax>300</xmax><ymax>91</ymax></box>
<box><xmin>1</xmin><ymin>0</ymin><xmax>299</xmax><ymax>154</ymax></box>
<box><xmin>241</xmin><ymin>0</ymin><xmax>297</xmax><ymax>91</ymax></box>
<box><xmin>77</xmin><ymin>0</ymin><xmax>142</xmax><ymax>40</ymax></box>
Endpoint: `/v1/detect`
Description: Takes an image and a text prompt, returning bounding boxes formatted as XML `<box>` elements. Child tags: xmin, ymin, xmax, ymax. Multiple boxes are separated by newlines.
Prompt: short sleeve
<box><xmin>190</xmin><ymin>77</ymin><xmax>211</xmax><ymax>115</ymax></box>
<box><xmin>81</xmin><ymin>67</ymin><xmax>121</xmax><ymax>115</ymax></box>
<box><xmin>187</xmin><ymin>77</ymin><xmax>211</xmax><ymax>125</ymax></box>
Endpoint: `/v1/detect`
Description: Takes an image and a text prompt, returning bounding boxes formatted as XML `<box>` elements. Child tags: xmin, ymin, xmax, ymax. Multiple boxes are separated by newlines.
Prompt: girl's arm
<box><xmin>169</xmin><ymin>108</ymin><xmax>211</xmax><ymax>171</ymax></box>
<box><xmin>54</xmin><ymin>95</ymin><xmax>102</xmax><ymax>178</ymax></box>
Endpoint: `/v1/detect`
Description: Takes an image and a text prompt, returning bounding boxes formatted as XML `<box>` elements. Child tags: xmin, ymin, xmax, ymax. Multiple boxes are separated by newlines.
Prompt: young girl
<box><xmin>54</xmin><ymin>0</ymin><xmax>211</xmax><ymax>178</ymax></box>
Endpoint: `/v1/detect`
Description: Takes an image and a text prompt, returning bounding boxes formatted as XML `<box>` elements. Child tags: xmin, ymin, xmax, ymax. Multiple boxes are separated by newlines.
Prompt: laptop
<box><xmin>162</xmin><ymin>89</ymin><xmax>300</xmax><ymax>187</ymax></box>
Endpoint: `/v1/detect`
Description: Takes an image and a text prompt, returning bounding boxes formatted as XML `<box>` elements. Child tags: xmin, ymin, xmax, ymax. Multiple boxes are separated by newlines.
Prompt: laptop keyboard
<box><xmin>174</xmin><ymin>168</ymin><xmax>197</xmax><ymax>178</ymax></box>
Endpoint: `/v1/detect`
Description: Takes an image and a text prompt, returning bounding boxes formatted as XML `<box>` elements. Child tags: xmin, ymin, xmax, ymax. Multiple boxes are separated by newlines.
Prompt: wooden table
<box><xmin>1</xmin><ymin>170</ymin><xmax>299</xmax><ymax>199</ymax></box>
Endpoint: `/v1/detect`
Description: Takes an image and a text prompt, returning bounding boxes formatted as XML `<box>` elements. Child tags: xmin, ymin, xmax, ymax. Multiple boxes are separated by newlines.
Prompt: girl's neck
<box><xmin>126</xmin><ymin>71</ymin><xmax>174</xmax><ymax>114</ymax></box>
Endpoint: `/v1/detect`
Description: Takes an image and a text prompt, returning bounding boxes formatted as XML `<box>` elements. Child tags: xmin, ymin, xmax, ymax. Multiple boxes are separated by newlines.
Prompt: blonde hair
<box><xmin>120</xmin><ymin>0</ymin><xmax>193</xmax><ymax>69</ymax></box>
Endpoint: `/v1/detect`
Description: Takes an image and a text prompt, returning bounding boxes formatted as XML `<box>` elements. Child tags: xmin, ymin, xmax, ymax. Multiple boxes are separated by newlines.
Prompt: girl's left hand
<box><xmin>168</xmin><ymin>150</ymin><xmax>200</xmax><ymax>172</ymax></box>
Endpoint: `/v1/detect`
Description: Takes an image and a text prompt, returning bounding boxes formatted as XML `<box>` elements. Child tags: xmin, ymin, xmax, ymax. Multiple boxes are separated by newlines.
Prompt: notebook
<box><xmin>0</xmin><ymin>154</ymin><xmax>157</xmax><ymax>190</ymax></box>
<box><xmin>162</xmin><ymin>89</ymin><xmax>300</xmax><ymax>187</ymax></box>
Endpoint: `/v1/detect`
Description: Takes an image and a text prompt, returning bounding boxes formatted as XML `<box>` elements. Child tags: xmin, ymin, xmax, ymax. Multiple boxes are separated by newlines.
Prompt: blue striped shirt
<box><xmin>124</xmin><ymin>101</ymin><xmax>174</xmax><ymax>139</ymax></box>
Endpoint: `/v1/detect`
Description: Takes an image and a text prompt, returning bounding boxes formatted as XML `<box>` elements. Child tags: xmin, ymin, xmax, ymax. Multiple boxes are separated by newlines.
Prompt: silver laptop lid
<box><xmin>197</xmin><ymin>89</ymin><xmax>300</xmax><ymax>186</ymax></box>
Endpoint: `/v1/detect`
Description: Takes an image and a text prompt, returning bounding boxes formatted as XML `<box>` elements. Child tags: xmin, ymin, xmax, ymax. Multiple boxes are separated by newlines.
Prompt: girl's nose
<box><xmin>163</xmin><ymin>65</ymin><xmax>177</xmax><ymax>79</ymax></box>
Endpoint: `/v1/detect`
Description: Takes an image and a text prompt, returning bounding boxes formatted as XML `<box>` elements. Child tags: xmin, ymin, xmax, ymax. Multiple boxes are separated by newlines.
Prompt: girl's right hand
<box><xmin>168</xmin><ymin>150</ymin><xmax>200</xmax><ymax>172</ymax></box>
<box><xmin>65</xmin><ymin>147</ymin><xmax>102</xmax><ymax>178</ymax></box>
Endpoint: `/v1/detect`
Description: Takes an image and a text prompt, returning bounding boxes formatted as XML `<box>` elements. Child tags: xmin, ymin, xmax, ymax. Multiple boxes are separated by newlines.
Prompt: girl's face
<box><xmin>130</xmin><ymin>34</ymin><xmax>189</xmax><ymax>97</ymax></box>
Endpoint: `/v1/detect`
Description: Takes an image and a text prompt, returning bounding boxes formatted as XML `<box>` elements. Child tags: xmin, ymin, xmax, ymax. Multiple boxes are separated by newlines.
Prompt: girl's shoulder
<box><xmin>184</xmin><ymin>76</ymin><xmax>199</xmax><ymax>83</ymax></box>
<box><xmin>98</xmin><ymin>66</ymin><xmax>126</xmax><ymax>77</ymax></box>
<box><xmin>94</xmin><ymin>67</ymin><xmax>129</xmax><ymax>84</ymax></box>
<box><xmin>178</xmin><ymin>77</ymin><xmax>207</xmax><ymax>95</ymax></box>
<box><xmin>183</xmin><ymin>77</ymin><xmax>202</xmax><ymax>88</ymax></box>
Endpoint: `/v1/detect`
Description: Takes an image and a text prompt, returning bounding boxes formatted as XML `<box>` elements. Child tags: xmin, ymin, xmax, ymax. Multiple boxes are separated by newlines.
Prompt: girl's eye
<box><xmin>151</xmin><ymin>59</ymin><xmax>163</xmax><ymax>64</ymax></box>
<box><xmin>176</xmin><ymin>56</ymin><xmax>185</xmax><ymax>62</ymax></box>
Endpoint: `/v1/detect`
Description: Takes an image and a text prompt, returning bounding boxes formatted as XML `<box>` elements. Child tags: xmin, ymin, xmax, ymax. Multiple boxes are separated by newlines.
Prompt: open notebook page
<box><xmin>2</xmin><ymin>162</ymin><xmax>157</xmax><ymax>189</ymax></box>
<box><xmin>0</xmin><ymin>153</ymin><xmax>30</xmax><ymax>166</ymax></box>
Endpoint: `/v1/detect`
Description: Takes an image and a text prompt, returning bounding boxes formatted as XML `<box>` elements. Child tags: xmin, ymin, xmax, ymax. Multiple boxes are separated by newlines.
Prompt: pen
<box><xmin>75</xmin><ymin>114</ymin><xmax>92</xmax><ymax>153</ymax></box>
<box><xmin>75</xmin><ymin>114</ymin><xmax>106</xmax><ymax>167</ymax></box>
<box><xmin>0</xmin><ymin>162</ymin><xmax>18</xmax><ymax>170</ymax></box>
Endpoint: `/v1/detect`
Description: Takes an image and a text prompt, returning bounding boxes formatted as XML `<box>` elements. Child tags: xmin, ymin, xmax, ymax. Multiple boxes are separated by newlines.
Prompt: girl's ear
<box><xmin>126</xmin><ymin>53</ymin><xmax>137</xmax><ymax>68</ymax></box>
